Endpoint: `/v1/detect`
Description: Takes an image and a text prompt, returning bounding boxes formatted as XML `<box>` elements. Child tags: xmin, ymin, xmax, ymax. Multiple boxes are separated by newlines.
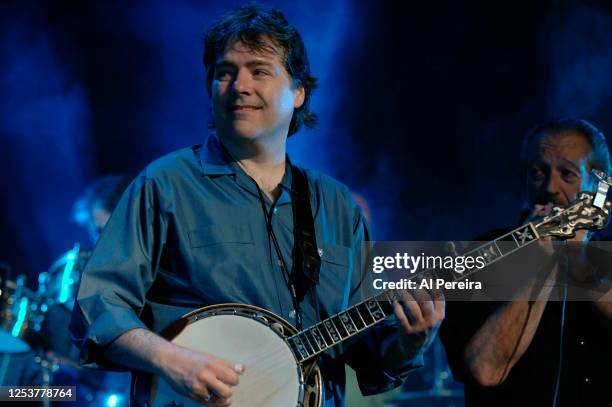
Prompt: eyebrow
<box><xmin>214</xmin><ymin>60</ymin><xmax>276</xmax><ymax>70</ymax></box>
<box><xmin>530</xmin><ymin>157</ymin><xmax>582</xmax><ymax>172</ymax></box>
<box><xmin>557</xmin><ymin>158</ymin><xmax>582</xmax><ymax>171</ymax></box>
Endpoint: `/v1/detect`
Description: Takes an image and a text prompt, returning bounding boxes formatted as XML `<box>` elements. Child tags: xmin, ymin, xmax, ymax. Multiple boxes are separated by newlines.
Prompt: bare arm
<box><xmin>466</xmin><ymin>280</ymin><xmax>612</xmax><ymax>383</ymax></box>
<box><xmin>464</xmin><ymin>260</ymin><xmax>558</xmax><ymax>387</ymax></box>
<box><xmin>105</xmin><ymin>328</ymin><xmax>242</xmax><ymax>406</ymax></box>
<box><xmin>104</xmin><ymin>328</ymin><xmax>169</xmax><ymax>376</ymax></box>
<box><xmin>463</xmin><ymin>206</ymin><xmax>566</xmax><ymax>386</ymax></box>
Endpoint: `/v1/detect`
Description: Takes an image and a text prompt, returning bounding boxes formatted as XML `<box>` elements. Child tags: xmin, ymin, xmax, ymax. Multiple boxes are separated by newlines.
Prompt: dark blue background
<box><xmin>3</xmin><ymin>0</ymin><xmax>612</xmax><ymax>285</ymax></box>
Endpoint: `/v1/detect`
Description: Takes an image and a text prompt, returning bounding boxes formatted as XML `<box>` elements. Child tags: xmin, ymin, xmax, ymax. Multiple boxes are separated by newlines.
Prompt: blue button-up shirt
<box><xmin>70</xmin><ymin>134</ymin><xmax>422</xmax><ymax>406</ymax></box>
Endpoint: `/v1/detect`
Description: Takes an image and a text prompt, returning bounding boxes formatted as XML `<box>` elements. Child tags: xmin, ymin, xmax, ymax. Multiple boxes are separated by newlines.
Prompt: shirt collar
<box><xmin>276</xmin><ymin>164</ymin><xmax>293</xmax><ymax>205</ymax></box>
<box><xmin>198</xmin><ymin>133</ymin><xmax>235</xmax><ymax>176</ymax></box>
<box><xmin>197</xmin><ymin>133</ymin><xmax>294</xmax><ymax>203</ymax></box>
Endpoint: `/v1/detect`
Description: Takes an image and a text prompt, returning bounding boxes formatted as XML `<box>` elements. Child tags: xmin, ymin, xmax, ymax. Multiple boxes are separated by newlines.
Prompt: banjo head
<box><xmin>146</xmin><ymin>304</ymin><xmax>312</xmax><ymax>407</ymax></box>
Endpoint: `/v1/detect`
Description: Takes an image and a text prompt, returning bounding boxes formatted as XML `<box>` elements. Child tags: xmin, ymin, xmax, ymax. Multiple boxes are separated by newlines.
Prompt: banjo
<box><xmin>133</xmin><ymin>175</ymin><xmax>612</xmax><ymax>407</ymax></box>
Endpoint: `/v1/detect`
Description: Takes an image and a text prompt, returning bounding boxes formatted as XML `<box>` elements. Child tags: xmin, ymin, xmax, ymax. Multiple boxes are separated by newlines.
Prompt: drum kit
<box><xmin>0</xmin><ymin>244</ymin><xmax>85</xmax><ymax>355</ymax></box>
<box><xmin>0</xmin><ymin>244</ymin><xmax>130</xmax><ymax>406</ymax></box>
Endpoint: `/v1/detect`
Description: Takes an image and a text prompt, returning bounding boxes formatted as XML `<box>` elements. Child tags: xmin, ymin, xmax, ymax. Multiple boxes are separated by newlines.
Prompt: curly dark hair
<box><xmin>203</xmin><ymin>5</ymin><xmax>317</xmax><ymax>136</ymax></box>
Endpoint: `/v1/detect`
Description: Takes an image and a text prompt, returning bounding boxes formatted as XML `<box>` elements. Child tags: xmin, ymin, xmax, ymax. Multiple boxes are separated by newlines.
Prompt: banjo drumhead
<box><xmin>169</xmin><ymin>314</ymin><xmax>301</xmax><ymax>407</ymax></box>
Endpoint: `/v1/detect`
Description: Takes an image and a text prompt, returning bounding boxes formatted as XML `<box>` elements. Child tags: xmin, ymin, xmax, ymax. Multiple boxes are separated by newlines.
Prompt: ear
<box><xmin>293</xmin><ymin>85</ymin><xmax>305</xmax><ymax>109</ymax></box>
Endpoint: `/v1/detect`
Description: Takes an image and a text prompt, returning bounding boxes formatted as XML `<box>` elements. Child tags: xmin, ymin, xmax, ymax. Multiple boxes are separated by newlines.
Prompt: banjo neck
<box><xmin>286</xmin><ymin>223</ymin><xmax>540</xmax><ymax>363</ymax></box>
<box><xmin>287</xmin><ymin>190</ymin><xmax>612</xmax><ymax>363</ymax></box>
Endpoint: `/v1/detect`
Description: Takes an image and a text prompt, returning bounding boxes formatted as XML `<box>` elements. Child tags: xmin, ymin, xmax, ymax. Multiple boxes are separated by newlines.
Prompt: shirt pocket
<box><xmin>188</xmin><ymin>224</ymin><xmax>253</xmax><ymax>248</ymax></box>
<box><xmin>318</xmin><ymin>243</ymin><xmax>353</xmax><ymax>313</ymax></box>
<box><xmin>187</xmin><ymin>224</ymin><xmax>257</xmax><ymax>303</ymax></box>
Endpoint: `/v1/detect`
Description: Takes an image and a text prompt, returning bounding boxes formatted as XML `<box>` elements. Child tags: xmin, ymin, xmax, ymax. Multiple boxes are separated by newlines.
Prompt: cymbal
<box><xmin>0</xmin><ymin>329</ymin><xmax>30</xmax><ymax>353</ymax></box>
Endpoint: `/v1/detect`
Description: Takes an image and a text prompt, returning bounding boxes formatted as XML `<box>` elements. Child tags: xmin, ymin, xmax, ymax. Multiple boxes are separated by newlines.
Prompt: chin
<box><xmin>231</xmin><ymin>130</ymin><xmax>261</xmax><ymax>141</ymax></box>
<box><xmin>229</xmin><ymin>123</ymin><xmax>266</xmax><ymax>141</ymax></box>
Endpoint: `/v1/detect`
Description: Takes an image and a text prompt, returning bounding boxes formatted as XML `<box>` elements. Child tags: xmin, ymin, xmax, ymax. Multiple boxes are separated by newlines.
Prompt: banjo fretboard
<box><xmin>287</xmin><ymin>222</ymin><xmax>542</xmax><ymax>363</ymax></box>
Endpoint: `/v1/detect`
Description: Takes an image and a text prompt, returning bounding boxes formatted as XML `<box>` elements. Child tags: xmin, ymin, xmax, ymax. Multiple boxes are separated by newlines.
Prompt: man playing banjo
<box><xmin>70</xmin><ymin>5</ymin><xmax>444</xmax><ymax>407</ymax></box>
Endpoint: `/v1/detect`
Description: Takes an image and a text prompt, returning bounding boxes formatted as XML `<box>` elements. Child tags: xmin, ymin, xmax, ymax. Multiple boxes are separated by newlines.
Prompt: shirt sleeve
<box><xmin>341</xmin><ymin>203</ymin><xmax>424</xmax><ymax>396</ymax></box>
<box><xmin>69</xmin><ymin>174</ymin><xmax>166</xmax><ymax>369</ymax></box>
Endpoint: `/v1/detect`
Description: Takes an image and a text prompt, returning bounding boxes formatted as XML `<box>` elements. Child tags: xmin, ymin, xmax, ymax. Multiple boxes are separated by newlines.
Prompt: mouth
<box><xmin>231</xmin><ymin>105</ymin><xmax>262</xmax><ymax>112</ymax></box>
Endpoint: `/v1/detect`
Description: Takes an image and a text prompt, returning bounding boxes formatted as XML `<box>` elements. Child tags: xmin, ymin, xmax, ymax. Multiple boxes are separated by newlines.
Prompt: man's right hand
<box><xmin>105</xmin><ymin>328</ymin><xmax>244</xmax><ymax>407</ymax></box>
<box><xmin>159</xmin><ymin>345</ymin><xmax>243</xmax><ymax>406</ymax></box>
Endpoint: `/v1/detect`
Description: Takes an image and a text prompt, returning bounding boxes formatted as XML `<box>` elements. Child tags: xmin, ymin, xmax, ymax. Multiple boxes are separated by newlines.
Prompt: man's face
<box><xmin>211</xmin><ymin>39</ymin><xmax>305</xmax><ymax>143</ymax></box>
<box><xmin>525</xmin><ymin>131</ymin><xmax>593</xmax><ymax>208</ymax></box>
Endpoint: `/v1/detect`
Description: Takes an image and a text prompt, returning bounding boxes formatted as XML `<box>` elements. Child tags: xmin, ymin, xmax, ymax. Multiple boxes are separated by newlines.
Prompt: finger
<box><xmin>409</xmin><ymin>287</ymin><xmax>433</xmax><ymax>303</ymax></box>
<box><xmin>396</xmin><ymin>288</ymin><xmax>419</xmax><ymax>305</ymax></box>
<box><xmin>209</xmin><ymin>377</ymin><xmax>234</xmax><ymax>399</ymax></box>
<box><xmin>433</xmin><ymin>295</ymin><xmax>445</xmax><ymax>320</ymax></box>
<box><xmin>410</xmin><ymin>289</ymin><xmax>435</xmax><ymax>320</ymax></box>
<box><xmin>430</xmin><ymin>288</ymin><xmax>444</xmax><ymax>302</ymax></box>
<box><xmin>189</xmin><ymin>386</ymin><xmax>214</xmax><ymax>404</ymax></box>
<box><xmin>214</xmin><ymin>356</ymin><xmax>237</xmax><ymax>371</ymax></box>
<box><xmin>394</xmin><ymin>291</ymin><xmax>424</xmax><ymax>327</ymax></box>
<box><xmin>530</xmin><ymin>204</ymin><xmax>553</xmax><ymax>219</ymax></box>
<box><xmin>571</xmin><ymin>229</ymin><xmax>592</xmax><ymax>243</ymax></box>
<box><xmin>393</xmin><ymin>300</ymin><xmax>415</xmax><ymax>333</ymax></box>
<box><xmin>400</xmin><ymin>293</ymin><xmax>425</xmax><ymax>324</ymax></box>
<box><xmin>215</xmin><ymin>363</ymin><xmax>240</xmax><ymax>386</ymax></box>
<box><xmin>215</xmin><ymin>358</ymin><xmax>246</xmax><ymax>375</ymax></box>
<box><xmin>419</xmin><ymin>300</ymin><xmax>435</xmax><ymax>321</ymax></box>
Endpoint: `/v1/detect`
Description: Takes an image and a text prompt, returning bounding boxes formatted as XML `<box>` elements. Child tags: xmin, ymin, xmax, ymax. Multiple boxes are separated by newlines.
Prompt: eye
<box><xmin>215</xmin><ymin>68</ymin><xmax>234</xmax><ymax>81</ymax></box>
<box><xmin>561</xmin><ymin>169</ymin><xmax>578</xmax><ymax>182</ymax></box>
<box><xmin>530</xmin><ymin>167</ymin><xmax>546</xmax><ymax>181</ymax></box>
<box><xmin>253</xmin><ymin>69</ymin><xmax>270</xmax><ymax>77</ymax></box>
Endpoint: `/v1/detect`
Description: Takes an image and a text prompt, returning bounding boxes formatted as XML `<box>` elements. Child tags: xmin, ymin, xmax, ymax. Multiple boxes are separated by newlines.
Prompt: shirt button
<box><xmin>584</xmin><ymin>377</ymin><xmax>590</xmax><ymax>384</ymax></box>
<box><xmin>273</xmin><ymin>207</ymin><xmax>278</xmax><ymax>214</ymax></box>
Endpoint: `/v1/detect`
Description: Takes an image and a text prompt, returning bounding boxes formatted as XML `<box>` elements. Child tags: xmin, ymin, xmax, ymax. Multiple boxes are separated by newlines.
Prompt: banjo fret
<box><xmin>348</xmin><ymin>308</ymin><xmax>367</xmax><ymax>330</ymax></box>
<box><xmin>307</xmin><ymin>329</ymin><xmax>323</xmax><ymax>352</ymax></box>
<box><xmin>366</xmin><ymin>299</ymin><xmax>386</xmax><ymax>321</ymax></box>
<box><xmin>382</xmin><ymin>290</ymin><xmax>397</xmax><ymax>302</ymax></box>
<box><xmin>288</xmin><ymin>336</ymin><xmax>310</xmax><ymax>359</ymax></box>
<box><xmin>301</xmin><ymin>331</ymin><xmax>319</xmax><ymax>354</ymax></box>
<box><xmin>332</xmin><ymin>315</ymin><xmax>349</xmax><ymax>338</ymax></box>
<box><xmin>340</xmin><ymin>312</ymin><xmax>358</xmax><ymax>335</ymax></box>
<box><xmin>358</xmin><ymin>302</ymin><xmax>376</xmax><ymax>324</ymax></box>
<box><xmin>310</xmin><ymin>326</ymin><xmax>328</xmax><ymax>348</ymax></box>
<box><xmin>315</xmin><ymin>322</ymin><xmax>334</xmax><ymax>346</ymax></box>
<box><xmin>323</xmin><ymin>320</ymin><xmax>340</xmax><ymax>343</ymax></box>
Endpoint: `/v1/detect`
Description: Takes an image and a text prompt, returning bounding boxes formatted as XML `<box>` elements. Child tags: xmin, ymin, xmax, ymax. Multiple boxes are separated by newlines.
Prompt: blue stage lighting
<box><xmin>106</xmin><ymin>394</ymin><xmax>119</xmax><ymax>407</ymax></box>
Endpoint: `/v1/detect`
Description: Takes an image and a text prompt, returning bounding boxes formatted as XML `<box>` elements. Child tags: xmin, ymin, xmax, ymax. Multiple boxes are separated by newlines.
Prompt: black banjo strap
<box><xmin>290</xmin><ymin>163</ymin><xmax>322</xmax><ymax>305</ymax></box>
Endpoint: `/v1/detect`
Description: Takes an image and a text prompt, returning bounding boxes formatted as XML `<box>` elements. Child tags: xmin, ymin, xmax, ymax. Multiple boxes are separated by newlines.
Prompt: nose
<box><xmin>232</xmin><ymin>69</ymin><xmax>252</xmax><ymax>95</ymax></box>
<box><xmin>543</xmin><ymin>172</ymin><xmax>562</xmax><ymax>202</ymax></box>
